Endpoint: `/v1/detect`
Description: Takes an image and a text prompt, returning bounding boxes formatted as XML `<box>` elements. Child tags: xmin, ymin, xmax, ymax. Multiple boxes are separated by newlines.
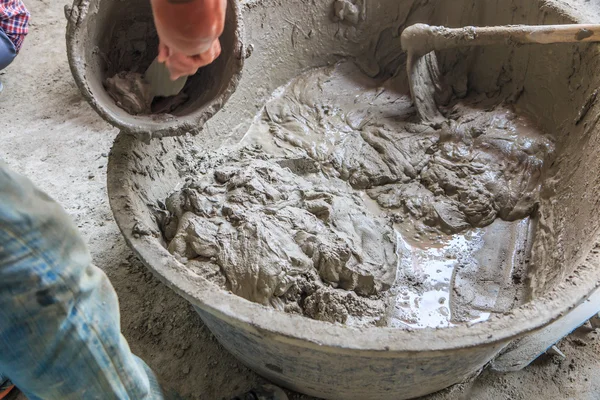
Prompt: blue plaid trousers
<box><xmin>0</xmin><ymin>161</ymin><xmax>164</xmax><ymax>399</ymax></box>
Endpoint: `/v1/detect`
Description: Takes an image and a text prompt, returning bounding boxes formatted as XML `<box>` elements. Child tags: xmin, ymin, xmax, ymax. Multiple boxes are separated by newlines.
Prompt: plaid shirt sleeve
<box><xmin>0</xmin><ymin>0</ymin><xmax>30</xmax><ymax>52</ymax></box>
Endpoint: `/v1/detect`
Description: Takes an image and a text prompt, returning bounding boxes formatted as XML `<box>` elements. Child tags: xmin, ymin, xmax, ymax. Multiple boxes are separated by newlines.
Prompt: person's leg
<box><xmin>0</xmin><ymin>161</ymin><xmax>164</xmax><ymax>400</ymax></box>
<box><xmin>0</xmin><ymin>28</ymin><xmax>16</xmax><ymax>71</ymax></box>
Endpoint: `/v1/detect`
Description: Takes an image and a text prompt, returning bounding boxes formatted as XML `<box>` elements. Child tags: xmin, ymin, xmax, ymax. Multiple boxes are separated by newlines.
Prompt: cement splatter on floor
<box><xmin>1</xmin><ymin>0</ymin><xmax>598</xmax><ymax>399</ymax></box>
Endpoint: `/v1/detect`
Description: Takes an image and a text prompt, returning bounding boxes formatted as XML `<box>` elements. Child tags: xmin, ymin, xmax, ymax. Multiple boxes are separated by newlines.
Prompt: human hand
<box><xmin>157</xmin><ymin>39</ymin><xmax>222</xmax><ymax>80</ymax></box>
<box><xmin>151</xmin><ymin>0</ymin><xmax>226</xmax><ymax>80</ymax></box>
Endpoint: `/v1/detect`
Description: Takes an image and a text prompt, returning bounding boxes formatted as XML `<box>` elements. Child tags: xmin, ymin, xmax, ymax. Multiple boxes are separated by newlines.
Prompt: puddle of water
<box><xmin>359</xmin><ymin>189</ymin><xmax>530</xmax><ymax>329</ymax></box>
<box><xmin>390</xmin><ymin>231</ymin><xmax>484</xmax><ymax>328</ymax></box>
<box><xmin>389</xmin><ymin>218</ymin><xmax>530</xmax><ymax>329</ymax></box>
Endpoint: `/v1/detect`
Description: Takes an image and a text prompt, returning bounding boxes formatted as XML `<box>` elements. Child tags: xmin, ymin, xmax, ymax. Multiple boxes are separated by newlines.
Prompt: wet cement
<box><xmin>161</xmin><ymin>146</ymin><xmax>396</xmax><ymax>324</ymax></box>
<box><xmin>101</xmin><ymin>20</ymin><xmax>157</xmax><ymax>115</ymax></box>
<box><xmin>104</xmin><ymin>70</ymin><xmax>189</xmax><ymax>115</ymax></box>
<box><xmin>105</xmin><ymin>71</ymin><xmax>154</xmax><ymax>115</ymax></box>
<box><xmin>158</xmin><ymin>60</ymin><xmax>554</xmax><ymax>327</ymax></box>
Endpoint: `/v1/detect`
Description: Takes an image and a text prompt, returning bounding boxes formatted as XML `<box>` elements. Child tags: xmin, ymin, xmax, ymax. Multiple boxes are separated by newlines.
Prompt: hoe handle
<box><xmin>401</xmin><ymin>23</ymin><xmax>600</xmax><ymax>55</ymax></box>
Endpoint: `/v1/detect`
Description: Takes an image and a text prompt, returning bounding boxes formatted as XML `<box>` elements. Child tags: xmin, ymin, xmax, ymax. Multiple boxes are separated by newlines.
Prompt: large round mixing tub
<box><xmin>107</xmin><ymin>0</ymin><xmax>600</xmax><ymax>398</ymax></box>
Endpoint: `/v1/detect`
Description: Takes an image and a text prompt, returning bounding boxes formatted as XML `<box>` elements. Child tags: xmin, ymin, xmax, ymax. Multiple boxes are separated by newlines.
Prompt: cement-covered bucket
<box><xmin>65</xmin><ymin>0</ymin><xmax>244</xmax><ymax>140</ymax></box>
<box><xmin>105</xmin><ymin>0</ymin><xmax>600</xmax><ymax>399</ymax></box>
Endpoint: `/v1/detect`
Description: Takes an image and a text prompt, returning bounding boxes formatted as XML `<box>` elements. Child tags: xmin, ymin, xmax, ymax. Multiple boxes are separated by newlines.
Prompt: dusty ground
<box><xmin>0</xmin><ymin>0</ymin><xmax>599</xmax><ymax>399</ymax></box>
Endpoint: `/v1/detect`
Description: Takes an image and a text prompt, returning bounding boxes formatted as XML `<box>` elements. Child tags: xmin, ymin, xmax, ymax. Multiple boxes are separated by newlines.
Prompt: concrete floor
<box><xmin>1</xmin><ymin>0</ymin><xmax>599</xmax><ymax>399</ymax></box>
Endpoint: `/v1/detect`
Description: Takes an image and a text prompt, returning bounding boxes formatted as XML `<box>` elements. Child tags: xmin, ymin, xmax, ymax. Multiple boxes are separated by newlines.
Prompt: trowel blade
<box><xmin>144</xmin><ymin>58</ymin><xmax>188</xmax><ymax>98</ymax></box>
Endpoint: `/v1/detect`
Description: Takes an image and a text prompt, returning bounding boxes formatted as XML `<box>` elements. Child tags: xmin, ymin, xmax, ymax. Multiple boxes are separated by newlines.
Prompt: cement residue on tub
<box><xmin>156</xmin><ymin>60</ymin><xmax>553</xmax><ymax>328</ymax></box>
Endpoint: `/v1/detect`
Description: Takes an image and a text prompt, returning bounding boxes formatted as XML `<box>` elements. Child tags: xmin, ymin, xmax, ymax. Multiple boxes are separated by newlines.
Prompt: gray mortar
<box><xmin>104</xmin><ymin>0</ymin><xmax>600</xmax><ymax>398</ymax></box>
<box><xmin>104</xmin><ymin>72</ymin><xmax>154</xmax><ymax>115</ymax></box>
<box><xmin>65</xmin><ymin>0</ymin><xmax>245</xmax><ymax>140</ymax></box>
<box><xmin>158</xmin><ymin>60</ymin><xmax>551</xmax><ymax>328</ymax></box>
<box><xmin>161</xmin><ymin>146</ymin><xmax>396</xmax><ymax>325</ymax></box>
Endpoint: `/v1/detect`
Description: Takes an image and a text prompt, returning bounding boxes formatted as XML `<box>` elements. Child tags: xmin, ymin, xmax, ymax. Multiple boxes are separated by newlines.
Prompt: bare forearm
<box><xmin>151</xmin><ymin>0</ymin><xmax>226</xmax><ymax>55</ymax></box>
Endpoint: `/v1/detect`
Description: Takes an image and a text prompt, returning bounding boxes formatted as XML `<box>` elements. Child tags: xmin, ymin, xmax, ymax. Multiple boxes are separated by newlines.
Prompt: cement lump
<box><xmin>104</xmin><ymin>71</ymin><xmax>153</xmax><ymax>115</ymax></box>
<box><xmin>161</xmin><ymin>147</ymin><xmax>396</xmax><ymax>324</ymax></box>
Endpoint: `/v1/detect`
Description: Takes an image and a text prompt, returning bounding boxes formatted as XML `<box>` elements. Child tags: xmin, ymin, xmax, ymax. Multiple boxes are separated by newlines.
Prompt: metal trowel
<box><xmin>144</xmin><ymin>58</ymin><xmax>188</xmax><ymax>98</ymax></box>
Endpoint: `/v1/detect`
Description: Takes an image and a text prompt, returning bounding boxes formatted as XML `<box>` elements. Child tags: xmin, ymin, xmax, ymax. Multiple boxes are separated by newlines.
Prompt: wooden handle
<box><xmin>401</xmin><ymin>23</ymin><xmax>600</xmax><ymax>55</ymax></box>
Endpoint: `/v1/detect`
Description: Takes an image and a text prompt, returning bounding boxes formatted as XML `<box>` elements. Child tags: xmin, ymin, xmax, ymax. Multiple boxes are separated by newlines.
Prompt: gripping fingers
<box><xmin>164</xmin><ymin>39</ymin><xmax>222</xmax><ymax>80</ymax></box>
